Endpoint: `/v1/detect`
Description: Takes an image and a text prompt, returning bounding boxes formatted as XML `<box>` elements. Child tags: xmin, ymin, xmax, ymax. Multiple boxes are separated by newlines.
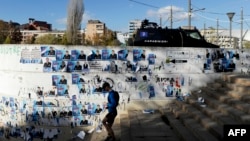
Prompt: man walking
<box><xmin>102</xmin><ymin>82</ymin><xmax>119</xmax><ymax>141</ymax></box>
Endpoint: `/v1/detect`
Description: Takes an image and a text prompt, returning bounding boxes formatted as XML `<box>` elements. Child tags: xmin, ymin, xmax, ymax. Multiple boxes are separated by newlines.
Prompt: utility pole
<box><xmin>227</xmin><ymin>12</ymin><xmax>235</xmax><ymax>48</ymax></box>
<box><xmin>203</xmin><ymin>23</ymin><xmax>206</xmax><ymax>38</ymax></box>
<box><xmin>188</xmin><ymin>0</ymin><xmax>192</xmax><ymax>29</ymax></box>
<box><xmin>240</xmin><ymin>7</ymin><xmax>243</xmax><ymax>49</ymax></box>
<box><xmin>187</xmin><ymin>0</ymin><xmax>204</xmax><ymax>29</ymax></box>
<box><xmin>170</xmin><ymin>5</ymin><xmax>173</xmax><ymax>28</ymax></box>
<box><xmin>160</xmin><ymin>15</ymin><xmax>162</xmax><ymax>27</ymax></box>
<box><xmin>216</xmin><ymin>19</ymin><xmax>219</xmax><ymax>45</ymax></box>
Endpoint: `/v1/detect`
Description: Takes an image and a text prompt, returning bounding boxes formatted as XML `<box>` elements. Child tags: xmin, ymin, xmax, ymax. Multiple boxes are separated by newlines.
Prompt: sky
<box><xmin>0</xmin><ymin>0</ymin><xmax>250</xmax><ymax>32</ymax></box>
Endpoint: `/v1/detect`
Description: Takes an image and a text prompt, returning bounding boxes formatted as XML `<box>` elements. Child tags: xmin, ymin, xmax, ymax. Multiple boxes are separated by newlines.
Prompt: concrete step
<box><xmin>199</xmin><ymin>88</ymin><xmax>250</xmax><ymax>116</ymax></box>
<box><xmin>227</xmin><ymin>90</ymin><xmax>250</xmax><ymax>99</ymax></box>
<box><xmin>187</xmin><ymin>94</ymin><xmax>240</xmax><ymax>125</ymax></box>
<box><xmin>200</xmin><ymin>118</ymin><xmax>223</xmax><ymax>140</ymax></box>
<box><xmin>183</xmin><ymin>118</ymin><xmax>219</xmax><ymax>141</ymax></box>
<box><xmin>217</xmin><ymin>106</ymin><xmax>248</xmax><ymax>124</ymax></box>
<box><xmin>241</xmin><ymin>95</ymin><xmax>250</xmax><ymax>103</ymax></box>
<box><xmin>207</xmin><ymin>82</ymin><xmax>224</xmax><ymax>89</ymax></box>
<box><xmin>173</xmin><ymin>100</ymin><xmax>223</xmax><ymax>139</ymax></box>
<box><xmin>204</xmin><ymin>107</ymin><xmax>239</xmax><ymax>125</ymax></box>
<box><xmin>159</xmin><ymin>108</ymin><xmax>199</xmax><ymax>141</ymax></box>
<box><xmin>187</xmin><ymin>92</ymin><xmax>242</xmax><ymax>124</ymax></box>
<box><xmin>223</xmin><ymin>74</ymin><xmax>250</xmax><ymax>86</ymax></box>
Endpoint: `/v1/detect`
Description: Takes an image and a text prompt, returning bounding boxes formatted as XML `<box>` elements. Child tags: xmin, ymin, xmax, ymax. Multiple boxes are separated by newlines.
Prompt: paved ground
<box><xmin>123</xmin><ymin>110</ymin><xmax>179</xmax><ymax>141</ymax></box>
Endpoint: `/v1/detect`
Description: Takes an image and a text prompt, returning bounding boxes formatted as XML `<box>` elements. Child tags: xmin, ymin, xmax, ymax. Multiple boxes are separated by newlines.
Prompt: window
<box><xmin>189</xmin><ymin>32</ymin><xmax>201</xmax><ymax>40</ymax></box>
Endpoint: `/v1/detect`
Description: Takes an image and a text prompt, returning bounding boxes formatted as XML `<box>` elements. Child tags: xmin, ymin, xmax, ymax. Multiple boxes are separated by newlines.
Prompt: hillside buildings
<box><xmin>3</xmin><ymin>18</ymin><xmax>250</xmax><ymax>48</ymax></box>
<box><xmin>85</xmin><ymin>20</ymin><xmax>105</xmax><ymax>41</ymax></box>
<box><xmin>200</xmin><ymin>28</ymin><xmax>250</xmax><ymax>48</ymax></box>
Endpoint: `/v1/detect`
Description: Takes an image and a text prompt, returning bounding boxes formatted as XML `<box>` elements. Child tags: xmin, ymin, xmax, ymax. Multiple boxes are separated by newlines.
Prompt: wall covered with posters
<box><xmin>0</xmin><ymin>45</ymin><xmax>250</xmax><ymax>100</ymax></box>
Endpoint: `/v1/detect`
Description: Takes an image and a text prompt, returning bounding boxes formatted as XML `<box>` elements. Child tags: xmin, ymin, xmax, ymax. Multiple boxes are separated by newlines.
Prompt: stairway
<box><xmin>159</xmin><ymin>73</ymin><xmax>250</xmax><ymax>141</ymax></box>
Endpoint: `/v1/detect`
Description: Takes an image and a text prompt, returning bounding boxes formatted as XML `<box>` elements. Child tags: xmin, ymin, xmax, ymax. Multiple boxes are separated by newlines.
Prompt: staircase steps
<box><xmin>172</xmin><ymin>100</ymin><xmax>223</xmax><ymax>140</ymax></box>
<box><xmin>159</xmin><ymin>108</ymin><xmax>199</xmax><ymax>141</ymax></box>
<box><xmin>192</xmin><ymin>89</ymin><xmax>249</xmax><ymax>124</ymax></box>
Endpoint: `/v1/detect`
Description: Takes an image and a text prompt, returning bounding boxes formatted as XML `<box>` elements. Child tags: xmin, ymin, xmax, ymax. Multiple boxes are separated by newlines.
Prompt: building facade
<box><xmin>129</xmin><ymin>19</ymin><xmax>142</xmax><ymax>37</ymax></box>
<box><xmin>20</xmin><ymin>18</ymin><xmax>54</xmax><ymax>44</ymax></box>
<box><xmin>85</xmin><ymin>20</ymin><xmax>105</xmax><ymax>43</ymax></box>
<box><xmin>200</xmin><ymin>28</ymin><xmax>250</xmax><ymax>49</ymax></box>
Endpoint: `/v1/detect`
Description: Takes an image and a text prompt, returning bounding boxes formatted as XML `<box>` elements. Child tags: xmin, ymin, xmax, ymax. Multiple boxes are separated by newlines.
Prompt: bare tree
<box><xmin>66</xmin><ymin>0</ymin><xmax>84</xmax><ymax>45</ymax></box>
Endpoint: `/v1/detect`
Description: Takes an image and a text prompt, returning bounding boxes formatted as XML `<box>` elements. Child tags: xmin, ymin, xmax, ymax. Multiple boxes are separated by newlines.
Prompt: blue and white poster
<box><xmin>41</xmin><ymin>46</ymin><xmax>55</xmax><ymax>57</ymax></box>
<box><xmin>118</xmin><ymin>49</ymin><xmax>128</xmax><ymax>61</ymax></box>
<box><xmin>133</xmin><ymin>49</ymin><xmax>144</xmax><ymax>62</ymax></box>
<box><xmin>109</xmin><ymin>50</ymin><xmax>117</xmax><ymax>60</ymax></box>
<box><xmin>102</xmin><ymin>49</ymin><xmax>111</xmax><ymax>60</ymax></box>
<box><xmin>71</xmin><ymin>50</ymin><xmax>79</xmax><ymax>61</ymax></box>
<box><xmin>52</xmin><ymin>60</ymin><xmax>60</xmax><ymax>72</ymax></box>
<box><xmin>32</xmin><ymin>100</ymin><xmax>41</xmax><ymax>121</ymax></box>
<box><xmin>66</xmin><ymin>61</ymin><xmax>76</xmax><ymax>72</ymax></box>
<box><xmin>2</xmin><ymin>96</ymin><xmax>7</xmax><ymax>105</ymax></box>
<box><xmin>9</xmin><ymin>97</ymin><xmax>16</xmax><ymax>119</ymax></box>
<box><xmin>148</xmin><ymin>85</ymin><xmax>155</xmax><ymax>98</ymax></box>
<box><xmin>148</xmin><ymin>54</ymin><xmax>155</xmax><ymax>65</ymax></box>
<box><xmin>72</xmin><ymin>95</ymin><xmax>81</xmax><ymax>117</ymax></box>
<box><xmin>56</xmin><ymin>50</ymin><xmax>65</xmax><ymax>61</ymax></box>
<box><xmin>52</xmin><ymin>75</ymin><xmax>61</xmax><ymax>86</ymax></box>
<box><xmin>87</xmin><ymin>50</ymin><xmax>102</xmax><ymax>61</ymax></box>
<box><xmin>72</xmin><ymin>73</ymin><xmax>80</xmax><ymax>84</ymax></box>
<box><xmin>57</xmin><ymin>84</ymin><xmax>68</xmax><ymax>96</ymax></box>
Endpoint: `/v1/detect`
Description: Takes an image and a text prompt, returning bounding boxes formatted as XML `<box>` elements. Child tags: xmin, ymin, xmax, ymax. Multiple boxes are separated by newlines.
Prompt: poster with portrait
<box><xmin>72</xmin><ymin>95</ymin><xmax>77</xmax><ymax>105</ymax></box>
<box><xmin>41</xmin><ymin>46</ymin><xmax>49</xmax><ymax>57</ymax></box>
<box><xmin>133</xmin><ymin>49</ymin><xmax>143</xmax><ymax>62</ymax></box>
<box><xmin>57</xmin><ymin>84</ymin><xmax>68</xmax><ymax>96</ymax></box>
<box><xmin>32</xmin><ymin>100</ymin><xmax>39</xmax><ymax>119</ymax></box>
<box><xmin>109</xmin><ymin>50</ymin><xmax>117</xmax><ymax>60</ymax></box>
<box><xmin>148</xmin><ymin>85</ymin><xmax>155</xmax><ymax>98</ymax></box>
<box><xmin>20</xmin><ymin>100</ymin><xmax>27</xmax><ymax>113</ymax></box>
<box><xmin>78</xmin><ymin>83</ymin><xmax>86</xmax><ymax>94</ymax></box>
<box><xmin>102</xmin><ymin>49</ymin><xmax>111</xmax><ymax>60</ymax></box>
<box><xmin>77</xmin><ymin>50</ymin><xmax>87</xmax><ymax>61</ymax></box>
<box><xmin>72</xmin><ymin>73</ymin><xmax>81</xmax><ymax>84</ymax></box>
<box><xmin>52</xmin><ymin>75</ymin><xmax>61</xmax><ymax>86</ymax></box>
<box><xmin>87</xmin><ymin>50</ymin><xmax>102</xmax><ymax>61</ymax></box>
<box><xmin>52</xmin><ymin>61</ymin><xmax>60</xmax><ymax>72</ymax></box>
<box><xmin>9</xmin><ymin>97</ymin><xmax>16</xmax><ymax>119</ymax></box>
<box><xmin>56</xmin><ymin>50</ymin><xmax>65</xmax><ymax>61</ymax></box>
<box><xmin>148</xmin><ymin>54</ymin><xmax>155</xmax><ymax>65</ymax></box>
<box><xmin>2</xmin><ymin>96</ymin><xmax>7</xmax><ymax>105</ymax></box>
<box><xmin>42</xmin><ymin>56</ymin><xmax>52</xmax><ymax>72</ymax></box>
<box><xmin>118</xmin><ymin>49</ymin><xmax>128</xmax><ymax>61</ymax></box>
<box><xmin>72</xmin><ymin>95</ymin><xmax>80</xmax><ymax>116</ymax></box>
<box><xmin>71</xmin><ymin>50</ymin><xmax>79</xmax><ymax>61</ymax></box>
<box><xmin>66</xmin><ymin>61</ymin><xmax>76</xmax><ymax>72</ymax></box>
<box><xmin>41</xmin><ymin>46</ymin><xmax>56</xmax><ymax>57</ymax></box>
<box><xmin>72</xmin><ymin>105</ymin><xmax>80</xmax><ymax>116</ymax></box>
<box><xmin>9</xmin><ymin>97</ymin><xmax>15</xmax><ymax>108</ymax></box>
